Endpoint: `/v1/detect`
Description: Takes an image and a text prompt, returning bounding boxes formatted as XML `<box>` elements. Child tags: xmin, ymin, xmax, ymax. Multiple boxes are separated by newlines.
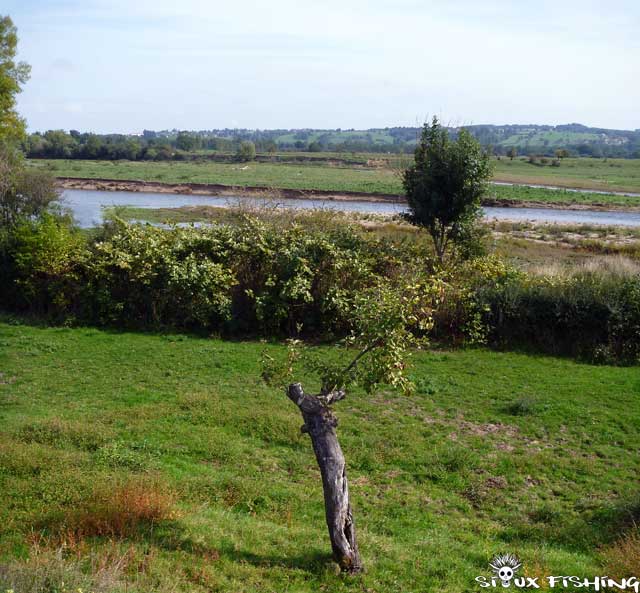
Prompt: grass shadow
<box><xmin>499</xmin><ymin>493</ymin><xmax>640</xmax><ymax>551</ymax></box>
<box><xmin>148</xmin><ymin>523</ymin><xmax>335</xmax><ymax>575</ymax></box>
<box><xmin>219</xmin><ymin>544</ymin><xmax>335</xmax><ymax>574</ymax></box>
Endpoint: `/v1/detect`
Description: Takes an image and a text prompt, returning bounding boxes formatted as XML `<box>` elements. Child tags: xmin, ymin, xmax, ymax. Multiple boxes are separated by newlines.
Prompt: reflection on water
<box><xmin>61</xmin><ymin>189</ymin><xmax>640</xmax><ymax>228</ymax></box>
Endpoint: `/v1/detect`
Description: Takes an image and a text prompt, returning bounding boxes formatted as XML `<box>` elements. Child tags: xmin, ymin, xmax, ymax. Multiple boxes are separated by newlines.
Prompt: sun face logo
<box><xmin>489</xmin><ymin>554</ymin><xmax>522</xmax><ymax>587</ymax></box>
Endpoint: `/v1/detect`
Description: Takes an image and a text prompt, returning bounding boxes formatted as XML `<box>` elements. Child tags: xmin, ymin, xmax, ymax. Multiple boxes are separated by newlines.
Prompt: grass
<box><xmin>500</xmin><ymin>131</ymin><xmax>600</xmax><ymax>148</ymax></box>
<box><xmin>104</xmin><ymin>203</ymin><xmax>393</xmax><ymax>227</ymax></box>
<box><xmin>489</xmin><ymin>184</ymin><xmax>640</xmax><ymax>207</ymax></box>
<box><xmin>1</xmin><ymin>320</ymin><xmax>639</xmax><ymax>591</ymax></box>
<box><xmin>30</xmin><ymin>157</ymin><xmax>640</xmax><ymax>206</ymax></box>
<box><xmin>33</xmin><ymin>158</ymin><xmax>403</xmax><ymax>195</ymax></box>
<box><xmin>493</xmin><ymin>158</ymin><xmax>640</xmax><ymax>193</ymax></box>
<box><xmin>600</xmin><ymin>528</ymin><xmax>640</xmax><ymax>577</ymax></box>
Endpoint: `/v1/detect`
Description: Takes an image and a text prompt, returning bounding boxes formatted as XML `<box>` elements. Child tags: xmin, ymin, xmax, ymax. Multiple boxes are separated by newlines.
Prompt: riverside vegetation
<box><xmin>2</xmin><ymin>163</ymin><xmax>640</xmax><ymax>593</ymax></box>
<box><xmin>2</xmin><ymin>208</ymin><xmax>640</xmax><ymax>363</ymax></box>
<box><xmin>2</xmin><ymin>11</ymin><xmax>640</xmax><ymax>592</ymax></box>
<box><xmin>31</xmin><ymin>156</ymin><xmax>640</xmax><ymax>205</ymax></box>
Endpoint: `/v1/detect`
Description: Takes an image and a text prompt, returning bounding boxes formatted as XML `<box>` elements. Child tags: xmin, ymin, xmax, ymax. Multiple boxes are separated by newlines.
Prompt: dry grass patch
<box><xmin>38</xmin><ymin>477</ymin><xmax>177</xmax><ymax>546</ymax></box>
<box><xmin>601</xmin><ymin>528</ymin><xmax>640</xmax><ymax>578</ymax></box>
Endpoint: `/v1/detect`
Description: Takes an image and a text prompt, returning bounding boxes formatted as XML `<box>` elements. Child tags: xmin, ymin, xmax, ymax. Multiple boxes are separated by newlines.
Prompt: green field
<box><xmin>493</xmin><ymin>158</ymin><xmax>640</xmax><ymax>193</ymax></box>
<box><xmin>489</xmin><ymin>184</ymin><xmax>640</xmax><ymax>207</ymax></box>
<box><xmin>35</xmin><ymin>158</ymin><xmax>403</xmax><ymax>195</ymax></box>
<box><xmin>1</xmin><ymin>320</ymin><xmax>639</xmax><ymax>591</ymax></box>
<box><xmin>272</xmin><ymin>130</ymin><xmax>398</xmax><ymax>146</ymax></box>
<box><xmin>30</xmin><ymin>157</ymin><xmax>640</xmax><ymax>207</ymax></box>
<box><xmin>500</xmin><ymin>132</ymin><xmax>600</xmax><ymax>148</ymax></box>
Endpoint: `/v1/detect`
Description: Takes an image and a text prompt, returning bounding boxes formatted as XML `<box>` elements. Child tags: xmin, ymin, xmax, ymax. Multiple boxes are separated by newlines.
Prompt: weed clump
<box><xmin>38</xmin><ymin>478</ymin><xmax>177</xmax><ymax>544</ymax></box>
<box><xmin>506</xmin><ymin>396</ymin><xmax>539</xmax><ymax>416</ymax></box>
<box><xmin>601</xmin><ymin>528</ymin><xmax>640</xmax><ymax>578</ymax></box>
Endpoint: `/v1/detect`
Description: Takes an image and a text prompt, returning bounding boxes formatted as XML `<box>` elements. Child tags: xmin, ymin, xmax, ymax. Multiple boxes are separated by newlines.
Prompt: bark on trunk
<box><xmin>286</xmin><ymin>382</ymin><xmax>363</xmax><ymax>574</ymax></box>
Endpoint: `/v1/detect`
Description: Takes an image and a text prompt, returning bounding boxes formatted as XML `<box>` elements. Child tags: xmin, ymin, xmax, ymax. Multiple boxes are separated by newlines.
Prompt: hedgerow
<box><xmin>1</xmin><ymin>215</ymin><xmax>638</xmax><ymax>363</ymax></box>
<box><xmin>0</xmin><ymin>216</ymin><xmax>439</xmax><ymax>337</ymax></box>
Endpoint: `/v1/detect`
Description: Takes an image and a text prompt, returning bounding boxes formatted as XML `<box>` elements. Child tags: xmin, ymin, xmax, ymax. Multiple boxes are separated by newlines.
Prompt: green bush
<box><xmin>432</xmin><ymin>256</ymin><xmax>521</xmax><ymax>345</ymax></box>
<box><xmin>1</xmin><ymin>214</ymin><xmax>87</xmax><ymax>318</ymax></box>
<box><xmin>88</xmin><ymin>222</ymin><xmax>236</xmax><ymax>328</ymax></box>
<box><xmin>2</xmin><ymin>215</ymin><xmax>639</xmax><ymax>363</ymax></box>
<box><xmin>1</xmin><ymin>217</ymin><xmax>431</xmax><ymax>337</ymax></box>
<box><xmin>506</xmin><ymin>395</ymin><xmax>540</xmax><ymax>416</ymax></box>
<box><xmin>477</xmin><ymin>266</ymin><xmax>640</xmax><ymax>364</ymax></box>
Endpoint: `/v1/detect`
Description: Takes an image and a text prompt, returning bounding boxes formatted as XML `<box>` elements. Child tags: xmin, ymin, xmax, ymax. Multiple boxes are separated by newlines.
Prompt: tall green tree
<box><xmin>0</xmin><ymin>18</ymin><xmax>58</xmax><ymax>229</ymax></box>
<box><xmin>403</xmin><ymin>117</ymin><xmax>491</xmax><ymax>262</ymax></box>
<box><xmin>0</xmin><ymin>16</ymin><xmax>31</xmax><ymax>146</ymax></box>
<box><xmin>175</xmin><ymin>131</ymin><xmax>199</xmax><ymax>152</ymax></box>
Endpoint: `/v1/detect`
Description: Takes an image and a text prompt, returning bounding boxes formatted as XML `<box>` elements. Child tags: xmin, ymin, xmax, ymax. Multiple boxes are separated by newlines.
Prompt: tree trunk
<box><xmin>286</xmin><ymin>382</ymin><xmax>363</xmax><ymax>573</ymax></box>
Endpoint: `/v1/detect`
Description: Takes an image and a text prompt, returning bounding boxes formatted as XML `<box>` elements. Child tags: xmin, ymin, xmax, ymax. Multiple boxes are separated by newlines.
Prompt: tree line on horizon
<box><xmin>22</xmin><ymin>122</ymin><xmax>640</xmax><ymax>161</ymax></box>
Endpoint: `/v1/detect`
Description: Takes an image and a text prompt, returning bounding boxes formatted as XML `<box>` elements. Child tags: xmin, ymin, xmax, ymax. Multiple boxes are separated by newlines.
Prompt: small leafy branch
<box><xmin>261</xmin><ymin>277</ymin><xmax>441</xmax><ymax>572</ymax></box>
<box><xmin>262</xmin><ymin>276</ymin><xmax>439</xmax><ymax>396</ymax></box>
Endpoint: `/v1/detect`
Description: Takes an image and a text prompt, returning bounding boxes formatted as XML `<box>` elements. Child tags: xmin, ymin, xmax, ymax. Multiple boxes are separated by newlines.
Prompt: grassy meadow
<box><xmin>1</xmin><ymin>320</ymin><xmax>639</xmax><ymax>592</ymax></box>
<box><xmin>30</xmin><ymin>157</ymin><xmax>640</xmax><ymax>207</ymax></box>
<box><xmin>492</xmin><ymin>158</ymin><xmax>640</xmax><ymax>193</ymax></box>
<box><xmin>35</xmin><ymin>158</ymin><xmax>403</xmax><ymax>195</ymax></box>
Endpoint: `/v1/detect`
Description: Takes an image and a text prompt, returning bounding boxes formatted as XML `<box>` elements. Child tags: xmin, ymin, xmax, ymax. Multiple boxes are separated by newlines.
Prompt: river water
<box><xmin>60</xmin><ymin>189</ymin><xmax>640</xmax><ymax>228</ymax></box>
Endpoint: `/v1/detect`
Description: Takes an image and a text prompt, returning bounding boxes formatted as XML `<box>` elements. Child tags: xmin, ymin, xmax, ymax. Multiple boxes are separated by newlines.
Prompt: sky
<box><xmin>6</xmin><ymin>0</ymin><xmax>640</xmax><ymax>133</ymax></box>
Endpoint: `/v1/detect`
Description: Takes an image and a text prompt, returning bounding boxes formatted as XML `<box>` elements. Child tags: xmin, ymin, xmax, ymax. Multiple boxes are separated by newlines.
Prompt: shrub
<box><xmin>477</xmin><ymin>260</ymin><xmax>640</xmax><ymax>363</ymax></box>
<box><xmin>2</xmin><ymin>216</ymin><xmax>435</xmax><ymax>337</ymax></box>
<box><xmin>1</xmin><ymin>214</ymin><xmax>88</xmax><ymax>318</ymax></box>
<box><xmin>0</xmin><ymin>148</ymin><xmax>60</xmax><ymax>227</ymax></box>
<box><xmin>432</xmin><ymin>256</ymin><xmax>521</xmax><ymax>345</ymax></box>
<box><xmin>236</xmin><ymin>140</ymin><xmax>256</xmax><ymax>162</ymax></box>
<box><xmin>506</xmin><ymin>395</ymin><xmax>539</xmax><ymax>416</ymax></box>
<box><xmin>2</xmin><ymin>213</ymin><xmax>639</xmax><ymax>363</ymax></box>
<box><xmin>88</xmin><ymin>218</ymin><xmax>384</xmax><ymax>334</ymax></box>
<box><xmin>89</xmin><ymin>222</ymin><xmax>236</xmax><ymax>328</ymax></box>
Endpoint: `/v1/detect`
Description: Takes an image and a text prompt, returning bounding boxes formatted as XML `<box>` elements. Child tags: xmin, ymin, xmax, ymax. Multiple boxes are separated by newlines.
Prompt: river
<box><xmin>60</xmin><ymin>189</ymin><xmax>640</xmax><ymax>228</ymax></box>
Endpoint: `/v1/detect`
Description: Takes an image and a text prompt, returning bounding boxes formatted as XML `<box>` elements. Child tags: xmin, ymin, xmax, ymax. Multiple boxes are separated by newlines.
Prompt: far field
<box><xmin>1</xmin><ymin>321</ymin><xmax>639</xmax><ymax>592</ymax></box>
<box><xmin>29</xmin><ymin>157</ymin><xmax>640</xmax><ymax>208</ymax></box>
<box><xmin>492</xmin><ymin>157</ymin><xmax>640</xmax><ymax>193</ymax></box>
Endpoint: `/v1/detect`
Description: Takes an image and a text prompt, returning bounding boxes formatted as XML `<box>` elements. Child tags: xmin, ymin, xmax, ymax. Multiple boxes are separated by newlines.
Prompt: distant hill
<box><xmin>144</xmin><ymin>123</ymin><xmax>640</xmax><ymax>158</ymax></box>
<box><xmin>459</xmin><ymin>123</ymin><xmax>640</xmax><ymax>158</ymax></box>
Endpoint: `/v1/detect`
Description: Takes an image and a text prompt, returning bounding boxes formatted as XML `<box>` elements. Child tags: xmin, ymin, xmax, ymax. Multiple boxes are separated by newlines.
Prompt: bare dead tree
<box><xmin>286</xmin><ymin>382</ymin><xmax>361</xmax><ymax>572</ymax></box>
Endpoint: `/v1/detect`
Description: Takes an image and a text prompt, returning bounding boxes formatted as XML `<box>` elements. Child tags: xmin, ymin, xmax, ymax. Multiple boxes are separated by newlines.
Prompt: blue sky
<box><xmin>7</xmin><ymin>0</ymin><xmax>640</xmax><ymax>133</ymax></box>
